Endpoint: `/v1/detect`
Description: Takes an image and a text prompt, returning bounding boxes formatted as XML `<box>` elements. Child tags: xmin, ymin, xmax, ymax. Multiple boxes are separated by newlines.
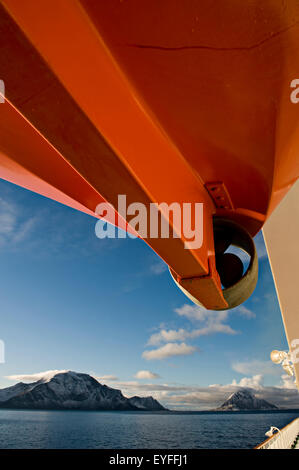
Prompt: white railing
<box><xmin>255</xmin><ymin>417</ymin><xmax>299</xmax><ymax>449</ymax></box>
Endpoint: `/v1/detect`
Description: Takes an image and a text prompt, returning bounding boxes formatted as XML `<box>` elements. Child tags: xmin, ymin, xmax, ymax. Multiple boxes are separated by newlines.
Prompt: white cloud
<box><xmin>175</xmin><ymin>303</ymin><xmax>255</xmax><ymax>324</ymax></box>
<box><xmin>235</xmin><ymin>305</ymin><xmax>256</xmax><ymax>319</ymax></box>
<box><xmin>147</xmin><ymin>329</ymin><xmax>189</xmax><ymax>346</ymax></box>
<box><xmin>0</xmin><ymin>197</ymin><xmax>37</xmax><ymax>249</ymax></box>
<box><xmin>0</xmin><ymin>199</ymin><xmax>17</xmax><ymax>235</ymax></box>
<box><xmin>150</xmin><ymin>261</ymin><xmax>167</xmax><ymax>275</ymax></box>
<box><xmin>134</xmin><ymin>370</ymin><xmax>160</xmax><ymax>379</ymax></box>
<box><xmin>175</xmin><ymin>304</ymin><xmax>209</xmax><ymax>322</ymax></box>
<box><xmin>175</xmin><ymin>304</ymin><xmax>237</xmax><ymax>331</ymax></box>
<box><xmin>5</xmin><ymin>369</ymin><xmax>68</xmax><ymax>383</ymax></box>
<box><xmin>142</xmin><ymin>342</ymin><xmax>197</xmax><ymax>360</ymax></box>
<box><xmin>94</xmin><ymin>375</ymin><xmax>119</xmax><ymax>382</ymax></box>
<box><xmin>280</xmin><ymin>374</ymin><xmax>298</xmax><ymax>390</ymax></box>
<box><xmin>231</xmin><ymin>374</ymin><xmax>264</xmax><ymax>389</ymax></box>
<box><xmin>105</xmin><ymin>373</ymin><xmax>299</xmax><ymax>410</ymax></box>
<box><xmin>147</xmin><ymin>324</ymin><xmax>237</xmax><ymax>346</ymax></box>
<box><xmin>231</xmin><ymin>360</ymin><xmax>281</xmax><ymax>376</ymax></box>
<box><xmin>12</xmin><ymin>217</ymin><xmax>38</xmax><ymax>244</ymax></box>
<box><xmin>146</xmin><ymin>303</ymin><xmax>240</xmax><ymax>348</ymax></box>
<box><xmin>144</xmin><ymin>302</ymin><xmax>257</xmax><ymax>362</ymax></box>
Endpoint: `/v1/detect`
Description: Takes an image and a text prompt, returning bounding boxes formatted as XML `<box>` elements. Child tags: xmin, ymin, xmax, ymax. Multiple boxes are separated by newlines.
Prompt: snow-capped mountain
<box><xmin>0</xmin><ymin>371</ymin><xmax>165</xmax><ymax>411</ymax></box>
<box><xmin>216</xmin><ymin>389</ymin><xmax>278</xmax><ymax>411</ymax></box>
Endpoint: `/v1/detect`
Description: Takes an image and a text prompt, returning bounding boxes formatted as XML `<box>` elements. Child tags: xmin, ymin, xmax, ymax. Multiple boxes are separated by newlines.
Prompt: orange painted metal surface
<box><xmin>0</xmin><ymin>1</ymin><xmax>298</xmax><ymax>308</ymax></box>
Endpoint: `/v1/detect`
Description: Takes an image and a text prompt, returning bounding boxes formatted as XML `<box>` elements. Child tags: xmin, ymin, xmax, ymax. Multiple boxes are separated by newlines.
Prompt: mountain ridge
<box><xmin>215</xmin><ymin>388</ymin><xmax>278</xmax><ymax>411</ymax></box>
<box><xmin>0</xmin><ymin>371</ymin><xmax>166</xmax><ymax>411</ymax></box>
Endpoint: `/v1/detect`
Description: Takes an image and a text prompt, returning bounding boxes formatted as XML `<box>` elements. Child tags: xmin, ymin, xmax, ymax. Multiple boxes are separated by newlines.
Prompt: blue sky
<box><xmin>0</xmin><ymin>178</ymin><xmax>298</xmax><ymax>410</ymax></box>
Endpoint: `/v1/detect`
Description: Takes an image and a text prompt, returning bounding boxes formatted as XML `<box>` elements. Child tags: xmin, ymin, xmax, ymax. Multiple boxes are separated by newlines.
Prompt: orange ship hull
<box><xmin>0</xmin><ymin>1</ymin><xmax>298</xmax><ymax>309</ymax></box>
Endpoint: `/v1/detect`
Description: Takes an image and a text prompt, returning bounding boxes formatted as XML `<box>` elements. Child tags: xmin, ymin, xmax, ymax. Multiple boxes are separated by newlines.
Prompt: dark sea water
<box><xmin>0</xmin><ymin>409</ymin><xmax>298</xmax><ymax>449</ymax></box>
